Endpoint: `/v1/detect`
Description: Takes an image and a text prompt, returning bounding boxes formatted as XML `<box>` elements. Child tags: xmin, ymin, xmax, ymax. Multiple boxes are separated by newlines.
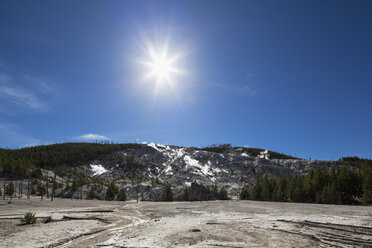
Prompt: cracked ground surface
<box><xmin>0</xmin><ymin>198</ymin><xmax>371</xmax><ymax>248</ymax></box>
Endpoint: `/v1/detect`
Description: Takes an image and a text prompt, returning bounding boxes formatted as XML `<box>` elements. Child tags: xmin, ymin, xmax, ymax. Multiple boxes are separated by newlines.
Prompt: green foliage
<box><xmin>250</xmin><ymin>174</ymin><xmax>262</xmax><ymax>200</ymax></box>
<box><xmin>183</xmin><ymin>186</ymin><xmax>192</xmax><ymax>201</ymax></box>
<box><xmin>106</xmin><ymin>181</ymin><xmax>118</xmax><ymax>200</ymax></box>
<box><xmin>362</xmin><ymin>164</ymin><xmax>372</xmax><ymax>204</ymax></box>
<box><xmin>218</xmin><ymin>187</ymin><xmax>229</xmax><ymax>200</ymax></box>
<box><xmin>20</xmin><ymin>212</ymin><xmax>37</xmax><ymax>225</ymax></box>
<box><xmin>201</xmin><ymin>145</ymin><xmax>299</xmax><ymax>159</ymax></box>
<box><xmin>242</xmin><ymin>161</ymin><xmax>371</xmax><ymax>205</ymax></box>
<box><xmin>240</xmin><ymin>184</ymin><xmax>250</xmax><ymax>200</ymax></box>
<box><xmin>181</xmin><ymin>181</ymin><xmax>221</xmax><ymax>201</ymax></box>
<box><xmin>261</xmin><ymin>175</ymin><xmax>271</xmax><ymax>201</ymax></box>
<box><xmin>320</xmin><ymin>183</ymin><xmax>340</xmax><ymax>204</ymax></box>
<box><xmin>5</xmin><ymin>182</ymin><xmax>15</xmax><ymax>198</ymax></box>
<box><xmin>118</xmin><ymin>189</ymin><xmax>127</xmax><ymax>201</ymax></box>
<box><xmin>87</xmin><ymin>187</ymin><xmax>96</xmax><ymax>199</ymax></box>
<box><xmin>0</xmin><ymin>143</ymin><xmax>142</xmax><ymax>179</ymax></box>
<box><xmin>31</xmin><ymin>168</ymin><xmax>43</xmax><ymax>179</ymax></box>
<box><xmin>37</xmin><ymin>183</ymin><xmax>46</xmax><ymax>196</ymax></box>
<box><xmin>161</xmin><ymin>184</ymin><xmax>173</xmax><ymax>201</ymax></box>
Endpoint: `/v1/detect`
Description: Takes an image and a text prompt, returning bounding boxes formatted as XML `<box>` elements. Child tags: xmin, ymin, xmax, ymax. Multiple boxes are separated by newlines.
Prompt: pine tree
<box><xmin>262</xmin><ymin>175</ymin><xmax>271</xmax><ymax>201</ymax></box>
<box><xmin>251</xmin><ymin>174</ymin><xmax>262</xmax><ymax>200</ymax></box>
<box><xmin>117</xmin><ymin>189</ymin><xmax>127</xmax><ymax>201</ymax></box>
<box><xmin>240</xmin><ymin>184</ymin><xmax>250</xmax><ymax>200</ymax></box>
<box><xmin>161</xmin><ymin>184</ymin><xmax>173</xmax><ymax>201</ymax></box>
<box><xmin>218</xmin><ymin>187</ymin><xmax>229</xmax><ymax>200</ymax></box>
<box><xmin>272</xmin><ymin>175</ymin><xmax>287</xmax><ymax>202</ymax></box>
<box><xmin>5</xmin><ymin>182</ymin><xmax>15</xmax><ymax>200</ymax></box>
<box><xmin>362</xmin><ymin>164</ymin><xmax>372</xmax><ymax>204</ymax></box>
<box><xmin>37</xmin><ymin>183</ymin><xmax>46</xmax><ymax>201</ymax></box>
<box><xmin>183</xmin><ymin>186</ymin><xmax>192</xmax><ymax>201</ymax></box>
<box><xmin>106</xmin><ymin>181</ymin><xmax>118</xmax><ymax>200</ymax></box>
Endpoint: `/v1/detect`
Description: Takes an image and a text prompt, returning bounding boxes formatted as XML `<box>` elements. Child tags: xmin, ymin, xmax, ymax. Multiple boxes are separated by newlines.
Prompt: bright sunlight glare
<box><xmin>140</xmin><ymin>41</ymin><xmax>185</xmax><ymax>86</ymax></box>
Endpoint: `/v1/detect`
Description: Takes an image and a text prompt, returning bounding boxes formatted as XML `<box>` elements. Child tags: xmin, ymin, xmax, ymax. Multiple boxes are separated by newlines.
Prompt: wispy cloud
<box><xmin>77</xmin><ymin>133</ymin><xmax>109</xmax><ymax>141</ymax></box>
<box><xmin>0</xmin><ymin>61</ymin><xmax>55</xmax><ymax>113</ymax></box>
<box><xmin>210</xmin><ymin>73</ymin><xmax>257</xmax><ymax>96</ymax></box>
<box><xmin>215</xmin><ymin>83</ymin><xmax>257</xmax><ymax>96</ymax></box>
<box><xmin>0</xmin><ymin>80</ymin><xmax>45</xmax><ymax>110</ymax></box>
<box><xmin>0</xmin><ymin>122</ymin><xmax>41</xmax><ymax>148</ymax></box>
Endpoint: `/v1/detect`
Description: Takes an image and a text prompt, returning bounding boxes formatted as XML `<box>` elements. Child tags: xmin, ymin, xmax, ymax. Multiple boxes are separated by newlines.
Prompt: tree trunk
<box><xmin>46</xmin><ymin>172</ymin><xmax>49</xmax><ymax>199</ymax></box>
<box><xmin>51</xmin><ymin>171</ymin><xmax>56</xmax><ymax>202</ymax></box>
<box><xmin>14</xmin><ymin>182</ymin><xmax>17</xmax><ymax>199</ymax></box>
<box><xmin>21</xmin><ymin>180</ymin><xmax>23</xmax><ymax>198</ymax></box>
<box><xmin>19</xmin><ymin>181</ymin><xmax>21</xmax><ymax>199</ymax></box>
<box><xmin>3</xmin><ymin>180</ymin><xmax>6</xmax><ymax>200</ymax></box>
<box><xmin>27</xmin><ymin>179</ymin><xmax>30</xmax><ymax>199</ymax></box>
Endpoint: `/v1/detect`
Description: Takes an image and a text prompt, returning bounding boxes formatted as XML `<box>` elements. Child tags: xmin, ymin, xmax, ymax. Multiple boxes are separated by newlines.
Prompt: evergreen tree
<box><xmin>240</xmin><ymin>184</ymin><xmax>250</xmax><ymax>200</ymax></box>
<box><xmin>251</xmin><ymin>174</ymin><xmax>262</xmax><ymax>200</ymax></box>
<box><xmin>320</xmin><ymin>183</ymin><xmax>340</xmax><ymax>204</ymax></box>
<box><xmin>293</xmin><ymin>175</ymin><xmax>306</xmax><ymax>202</ymax></box>
<box><xmin>106</xmin><ymin>181</ymin><xmax>118</xmax><ymax>200</ymax></box>
<box><xmin>272</xmin><ymin>175</ymin><xmax>287</xmax><ymax>201</ymax></box>
<box><xmin>117</xmin><ymin>189</ymin><xmax>127</xmax><ymax>201</ymax></box>
<box><xmin>183</xmin><ymin>186</ymin><xmax>192</xmax><ymax>201</ymax></box>
<box><xmin>362</xmin><ymin>164</ymin><xmax>372</xmax><ymax>204</ymax></box>
<box><xmin>261</xmin><ymin>175</ymin><xmax>271</xmax><ymax>201</ymax></box>
<box><xmin>218</xmin><ymin>187</ymin><xmax>229</xmax><ymax>200</ymax></box>
<box><xmin>5</xmin><ymin>182</ymin><xmax>15</xmax><ymax>200</ymax></box>
<box><xmin>87</xmin><ymin>186</ymin><xmax>96</xmax><ymax>199</ymax></box>
<box><xmin>161</xmin><ymin>184</ymin><xmax>173</xmax><ymax>201</ymax></box>
<box><xmin>285</xmin><ymin>175</ymin><xmax>295</xmax><ymax>201</ymax></box>
<box><xmin>37</xmin><ymin>183</ymin><xmax>46</xmax><ymax>201</ymax></box>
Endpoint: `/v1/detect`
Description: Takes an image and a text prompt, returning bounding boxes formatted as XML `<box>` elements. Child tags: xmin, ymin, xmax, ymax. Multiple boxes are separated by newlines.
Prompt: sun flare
<box><xmin>140</xmin><ymin>42</ymin><xmax>185</xmax><ymax>86</ymax></box>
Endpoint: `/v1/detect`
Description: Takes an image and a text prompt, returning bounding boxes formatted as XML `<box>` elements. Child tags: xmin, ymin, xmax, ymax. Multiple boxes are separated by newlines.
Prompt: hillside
<box><xmin>0</xmin><ymin>142</ymin><xmax>371</xmax><ymax>204</ymax></box>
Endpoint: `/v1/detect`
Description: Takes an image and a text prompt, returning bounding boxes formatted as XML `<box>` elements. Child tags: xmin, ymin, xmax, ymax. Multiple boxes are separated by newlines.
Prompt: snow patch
<box><xmin>241</xmin><ymin>153</ymin><xmax>249</xmax><ymax>157</ymax></box>
<box><xmin>147</xmin><ymin>142</ymin><xmax>161</xmax><ymax>152</ymax></box>
<box><xmin>258</xmin><ymin>150</ymin><xmax>270</xmax><ymax>160</ymax></box>
<box><xmin>90</xmin><ymin>164</ymin><xmax>107</xmax><ymax>176</ymax></box>
<box><xmin>184</xmin><ymin>156</ymin><xmax>213</xmax><ymax>176</ymax></box>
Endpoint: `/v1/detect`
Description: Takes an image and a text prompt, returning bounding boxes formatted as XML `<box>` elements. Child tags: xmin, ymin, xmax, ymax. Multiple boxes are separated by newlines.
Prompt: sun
<box><xmin>140</xmin><ymin>42</ymin><xmax>184</xmax><ymax>86</ymax></box>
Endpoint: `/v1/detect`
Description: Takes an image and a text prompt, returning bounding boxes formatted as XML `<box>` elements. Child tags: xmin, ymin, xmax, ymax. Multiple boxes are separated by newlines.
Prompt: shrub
<box><xmin>20</xmin><ymin>212</ymin><xmax>37</xmax><ymax>225</ymax></box>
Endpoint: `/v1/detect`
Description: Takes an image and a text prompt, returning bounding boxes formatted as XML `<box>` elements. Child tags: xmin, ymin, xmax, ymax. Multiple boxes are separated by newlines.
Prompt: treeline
<box><xmin>241</xmin><ymin>163</ymin><xmax>372</xmax><ymax>205</ymax></box>
<box><xmin>0</xmin><ymin>143</ymin><xmax>142</xmax><ymax>178</ymax></box>
<box><xmin>201</xmin><ymin>144</ymin><xmax>299</xmax><ymax>159</ymax></box>
<box><xmin>182</xmin><ymin>181</ymin><xmax>229</xmax><ymax>201</ymax></box>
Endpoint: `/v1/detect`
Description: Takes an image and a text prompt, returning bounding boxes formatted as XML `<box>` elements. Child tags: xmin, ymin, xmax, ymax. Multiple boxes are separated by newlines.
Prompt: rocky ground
<box><xmin>0</xmin><ymin>198</ymin><xmax>371</xmax><ymax>248</ymax></box>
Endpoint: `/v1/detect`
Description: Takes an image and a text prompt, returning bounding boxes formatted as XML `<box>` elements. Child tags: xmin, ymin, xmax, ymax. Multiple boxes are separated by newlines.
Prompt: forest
<box><xmin>240</xmin><ymin>158</ymin><xmax>372</xmax><ymax>205</ymax></box>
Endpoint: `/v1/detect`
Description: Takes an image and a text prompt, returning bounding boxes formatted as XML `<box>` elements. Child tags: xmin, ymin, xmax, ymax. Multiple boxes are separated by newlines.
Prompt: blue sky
<box><xmin>0</xmin><ymin>0</ymin><xmax>371</xmax><ymax>160</ymax></box>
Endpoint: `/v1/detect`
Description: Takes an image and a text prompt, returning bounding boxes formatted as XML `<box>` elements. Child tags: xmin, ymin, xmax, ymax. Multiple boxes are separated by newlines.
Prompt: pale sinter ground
<box><xmin>0</xmin><ymin>197</ymin><xmax>371</xmax><ymax>248</ymax></box>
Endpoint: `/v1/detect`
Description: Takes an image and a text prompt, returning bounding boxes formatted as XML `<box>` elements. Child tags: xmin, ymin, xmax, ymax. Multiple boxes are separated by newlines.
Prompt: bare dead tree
<box><xmin>14</xmin><ymin>181</ymin><xmax>18</xmax><ymax>199</ymax></box>
<box><xmin>46</xmin><ymin>171</ymin><xmax>49</xmax><ymax>199</ymax></box>
<box><xmin>51</xmin><ymin>169</ymin><xmax>57</xmax><ymax>202</ymax></box>
<box><xmin>27</xmin><ymin>178</ymin><xmax>30</xmax><ymax>199</ymax></box>
<box><xmin>19</xmin><ymin>180</ymin><xmax>22</xmax><ymax>199</ymax></box>
<box><xmin>2</xmin><ymin>179</ymin><xmax>5</xmax><ymax>200</ymax></box>
<box><xmin>60</xmin><ymin>175</ymin><xmax>64</xmax><ymax>199</ymax></box>
<box><xmin>21</xmin><ymin>179</ymin><xmax>23</xmax><ymax>198</ymax></box>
